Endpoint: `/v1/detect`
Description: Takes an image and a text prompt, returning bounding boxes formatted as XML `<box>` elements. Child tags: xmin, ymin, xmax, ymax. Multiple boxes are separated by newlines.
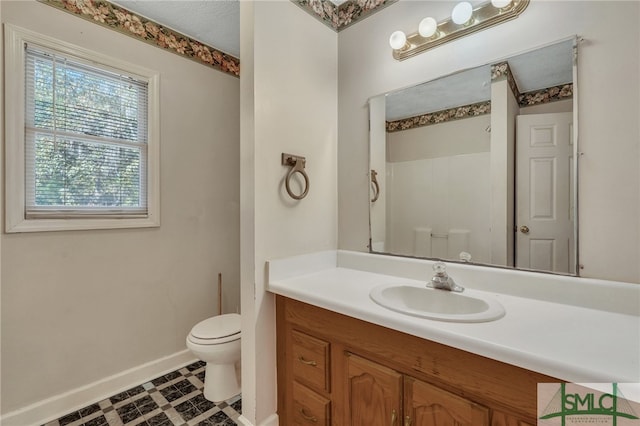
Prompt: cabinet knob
<box><xmin>391</xmin><ymin>409</ymin><xmax>397</xmax><ymax>425</ymax></box>
<box><xmin>405</xmin><ymin>416</ymin><xmax>412</xmax><ymax>426</ymax></box>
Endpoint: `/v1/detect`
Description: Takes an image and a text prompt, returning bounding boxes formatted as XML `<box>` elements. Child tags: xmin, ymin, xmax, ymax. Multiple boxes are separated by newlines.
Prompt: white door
<box><xmin>516</xmin><ymin>112</ymin><xmax>574</xmax><ymax>273</ymax></box>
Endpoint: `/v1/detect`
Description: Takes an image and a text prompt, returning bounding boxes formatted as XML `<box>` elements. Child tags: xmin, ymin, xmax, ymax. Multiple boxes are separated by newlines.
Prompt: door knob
<box><xmin>520</xmin><ymin>225</ymin><xmax>530</xmax><ymax>234</ymax></box>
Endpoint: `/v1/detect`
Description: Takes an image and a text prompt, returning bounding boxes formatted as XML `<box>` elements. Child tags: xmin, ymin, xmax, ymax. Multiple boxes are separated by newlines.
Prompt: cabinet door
<box><xmin>491</xmin><ymin>411</ymin><xmax>534</xmax><ymax>426</ymax></box>
<box><xmin>346</xmin><ymin>353</ymin><xmax>402</xmax><ymax>426</ymax></box>
<box><xmin>404</xmin><ymin>377</ymin><xmax>489</xmax><ymax>426</ymax></box>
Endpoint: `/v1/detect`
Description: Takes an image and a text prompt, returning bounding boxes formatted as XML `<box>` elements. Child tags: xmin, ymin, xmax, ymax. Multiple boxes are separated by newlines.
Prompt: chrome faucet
<box><xmin>427</xmin><ymin>262</ymin><xmax>464</xmax><ymax>292</ymax></box>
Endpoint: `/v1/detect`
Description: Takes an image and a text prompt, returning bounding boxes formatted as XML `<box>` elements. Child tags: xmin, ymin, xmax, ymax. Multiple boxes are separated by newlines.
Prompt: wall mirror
<box><xmin>369</xmin><ymin>37</ymin><xmax>578</xmax><ymax>275</ymax></box>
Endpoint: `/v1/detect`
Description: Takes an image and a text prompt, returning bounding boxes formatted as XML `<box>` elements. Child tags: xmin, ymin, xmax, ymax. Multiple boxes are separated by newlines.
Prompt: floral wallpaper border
<box><xmin>492</xmin><ymin>61</ymin><xmax>574</xmax><ymax>107</ymax></box>
<box><xmin>386</xmin><ymin>83</ymin><xmax>574</xmax><ymax>133</ymax></box>
<box><xmin>519</xmin><ymin>84</ymin><xmax>573</xmax><ymax>106</ymax></box>
<box><xmin>491</xmin><ymin>61</ymin><xmax>520</xmax><ymax>100</ymax></box>
<box><xmin>292</xmin><ymin>0</ymin><xmax>398</xmax><ymax>31</ymax></box>
<box><xmin>38</xmin><ymin>0</ymin><xmax>240</xmax><ymax>77</ymax></box>
<box><xmin>386</xmin><ymin>101</ymin><xmax>492</xmax><ymax>133</ymax></box>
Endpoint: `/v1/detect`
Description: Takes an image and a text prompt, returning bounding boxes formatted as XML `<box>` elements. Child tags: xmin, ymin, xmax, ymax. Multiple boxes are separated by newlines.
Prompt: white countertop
<box><xmin>267</xmin><ymin>251</ymin><xmax>640</xmax><ymax>383</ymax></box>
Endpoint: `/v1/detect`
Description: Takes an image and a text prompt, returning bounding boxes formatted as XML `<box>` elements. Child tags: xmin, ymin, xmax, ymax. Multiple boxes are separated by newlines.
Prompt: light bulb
<box><xmin>418</xmin><ymin>17</ymin><xmax>438</xmax><ymax>38</ymax></box>
<box><xmin>389</xmin><ymin>30</ymin><xmax>407</xmax><ymax>50</ymax></box>
<box><xmin>451</xmin><ymin>2</ymin><xmax>473</xmax><ymax>25</ymax></box>
<box><xmin>491</xmin><ymin>0</ymin><xmax>512</xmax><ymax>8</ymax></box>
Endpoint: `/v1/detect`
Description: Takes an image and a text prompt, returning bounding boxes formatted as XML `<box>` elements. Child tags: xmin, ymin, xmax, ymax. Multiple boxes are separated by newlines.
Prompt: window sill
<box><xmin>5</xmin><ymin>215</ymin><xmax>160</xmax><ymax>233</ymax></box>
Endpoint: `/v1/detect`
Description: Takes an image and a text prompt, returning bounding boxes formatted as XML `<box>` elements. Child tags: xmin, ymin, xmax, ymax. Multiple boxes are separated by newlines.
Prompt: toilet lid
<box><xmin>190</xmin><ymin>313</ymin><xmax>241</xmax><ymax>340</ymax></box>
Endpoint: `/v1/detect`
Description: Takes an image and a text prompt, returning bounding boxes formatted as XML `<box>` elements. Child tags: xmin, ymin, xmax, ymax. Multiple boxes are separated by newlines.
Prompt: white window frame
<box><xmin>4</xmin><ymin>25</ymin><xmax>160</xmax><ymax>233</ymax></box>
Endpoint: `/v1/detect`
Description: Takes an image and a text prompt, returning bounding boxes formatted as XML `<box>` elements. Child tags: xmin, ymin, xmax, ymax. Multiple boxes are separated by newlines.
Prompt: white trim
<box><xmin>3</xmin><ymin>24</ymin><xmax>161</xmax><ymax>233</ymax></box>
<box><xmin>0</xmin><ymin>350</ymin><xmax>196</xmax><ymax>426</ymax></box>
<box><xmin>237</xmin><ymin>415</ymin><xmax>253</xmax><ymax>425</ymax></box>
<box><xmin>237</xmin><ymin>413</ymin><xmax>279</xmax><ymax>426</ymax></box>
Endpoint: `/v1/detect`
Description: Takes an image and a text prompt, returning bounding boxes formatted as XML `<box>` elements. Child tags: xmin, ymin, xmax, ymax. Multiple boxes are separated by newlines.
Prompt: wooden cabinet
<box><xmin>276</xmin><ymin>296</ymin><xmax>557</xmax><ymax>426</ymax></box>
<box><xmin>292</xmin><ymin>381</ymin><xmax>331</xmax><ymax>426</ymax></box>
<box><xmin>292</xmin><ymin>330</ymin><xmax>331</xmax><ymax>394</ymax></box>
<box><xmin>405</xmin><ymin>376</ymin><xmax>489</xmax><ymax>426</ymax></box>
<box><xmin>345</xmin><ymin>353</ymin><xmax>489</xmax><ymax>426</ymax></box>
<box><xmin>346</xmin><ymin>353</ymin><xmax>402</xmax><ymax>426</ymax></box>
<box><xmin>284</xmin><ymin>329</ymin><xmax>332</xmax><ymax>425</ymax></box>
<box><xmin>490</xmin><ymin>411</ymin><xmax>535</xmax><ymax>426</ymax></box>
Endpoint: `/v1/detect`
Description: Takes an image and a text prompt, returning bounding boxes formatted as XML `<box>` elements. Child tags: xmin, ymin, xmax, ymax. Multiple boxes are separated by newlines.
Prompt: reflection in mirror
<box><xmin>369</xmin><ymin>38</ymin><xmax>578</xmax><ymax>275</ymax></box>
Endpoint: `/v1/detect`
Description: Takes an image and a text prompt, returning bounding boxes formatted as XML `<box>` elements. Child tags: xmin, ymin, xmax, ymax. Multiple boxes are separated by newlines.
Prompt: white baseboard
<box><xmin>260</xmin><ymin>414</ymin><xmax>279</xmax><ymax>426</ymax></box>
<box><xmin>237</xmin><ymin>415</ymin><xmax>253</xmax><ymax>426</ymax></box>
<box><xmin>237</xmin><ymin>413</ymin><xmax>279</xmax><ymax>426</ymax></box>
<box><xmin>1</xmin><ymin>350</ymin><xmax>197</xmax><ymax>426</ymax></box>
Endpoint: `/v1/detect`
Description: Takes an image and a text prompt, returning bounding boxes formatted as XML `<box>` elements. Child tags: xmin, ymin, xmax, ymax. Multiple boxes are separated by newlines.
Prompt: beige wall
<box><xmin>521</xmin><ymin>98</ymin><xmax>573</xmax><ymax>115</ymax></box>
<box><xmin>385</xmin><ymin>152</ymin><xmax>492</xmax><ymax>262</ymax></box>
<box><xmin>338</xmin><ymin>1</ymin><xmax>640</xmax><ymax>283</ymax></box>
<box><xmin>387</xmin><ymin>115</ymin><xmax>491</xmax><ymax>162</ymax></box>
<box><xmin>383</xmin><ymin>115</ymin><xmax>491</xmax><ymax>261</ymax></box>
<box><xmin>240</xmin><ymin>2</ymin><xmax>338</xmax><ymax>424</ymax></box>
<box><xmin>1</xmin><ymin>1</ymin><xmax>240</xmax><ymax>414</ymax></box>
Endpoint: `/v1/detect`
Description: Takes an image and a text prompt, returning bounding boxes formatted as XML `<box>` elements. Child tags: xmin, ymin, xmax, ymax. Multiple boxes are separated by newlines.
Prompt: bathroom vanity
<box><xmin>277</xmin><ymin>296</ymin><xmax>552</xmax><ymax>425</ymax></box>
<box><xmin>268</xmin><ymin>251</ymin><xmax>640</xmax><ymax>425</ymax></box>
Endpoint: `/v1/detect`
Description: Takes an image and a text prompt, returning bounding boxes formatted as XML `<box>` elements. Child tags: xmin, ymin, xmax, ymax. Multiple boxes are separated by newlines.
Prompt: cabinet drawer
<box><xmin>291</xmin><ymin>330</ymin><xmax>330</xmax><ymax>393</ymax></box>
<box><xmin>293</xmin><ymin>381</ymin><xmax>331</xmax><ymax>426</ymax></box>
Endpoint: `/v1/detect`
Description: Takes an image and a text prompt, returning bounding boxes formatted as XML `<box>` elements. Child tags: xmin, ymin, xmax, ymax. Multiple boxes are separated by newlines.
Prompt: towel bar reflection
<box><xmin>370</xmin><ymin>169</ymin><xmax>380</xmax><ymax>202</ymax></box>
<box><xmin>281</xmin><ymin>153</ymin><xmax>309</xmax><ymax>200</ymax></box>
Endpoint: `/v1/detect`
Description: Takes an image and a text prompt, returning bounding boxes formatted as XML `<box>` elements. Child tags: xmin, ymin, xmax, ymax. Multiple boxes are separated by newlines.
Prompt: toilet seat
<box><xmin>188</xmin><ymin>313</ymin><xmax>241</xmax><ymax>345</ymax></box>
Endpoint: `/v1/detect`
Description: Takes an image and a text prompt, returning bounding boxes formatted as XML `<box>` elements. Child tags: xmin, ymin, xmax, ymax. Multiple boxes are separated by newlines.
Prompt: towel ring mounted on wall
<box><xmin>370</xmin><ymin>169</ymin><xmax>380</xmax><ymax>202</ymax></box>
<box><xmin>281</xmin><ymin>153</ymin><xmax>309</xmax><ymax>200</ymax></box>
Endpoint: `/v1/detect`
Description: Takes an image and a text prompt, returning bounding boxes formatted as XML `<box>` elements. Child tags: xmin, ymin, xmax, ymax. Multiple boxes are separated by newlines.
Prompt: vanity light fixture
<box><xmin>491</xmin><ymin>0</ymin><xmax>513</xmax><ymax>9</ymax></box>
<box><xmin>418</xmin><ymin>17</ymin><xmax>438</xmax><ymax>38</ymax></box>
<box><xmin>390</xmin><ymin>0</ymin><xmax>529</xmax><ymax>61</ymax></box>
<box><xmin>451</xmin><ymin>2</ymin><xmax>473</xmax><ymax>25</ymax></box>
<box><xmin>389</xmin><ymin>30</ymin><xmax>408</xmax><ymax>50</ymax></box>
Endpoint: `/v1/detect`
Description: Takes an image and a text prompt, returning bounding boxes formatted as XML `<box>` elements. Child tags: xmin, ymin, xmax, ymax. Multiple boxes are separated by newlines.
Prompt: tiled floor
<box><xmin>43</xmin><ymin>361</ymin><xmax>242</xmax><ymax>426</ymax></box>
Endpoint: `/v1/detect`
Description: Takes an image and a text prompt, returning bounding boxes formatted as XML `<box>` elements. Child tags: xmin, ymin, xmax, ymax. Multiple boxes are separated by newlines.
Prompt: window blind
<box><xmin>24</xmin><ymin>43</ymin><xmax>149</xmax><ymax>218</ymax></box>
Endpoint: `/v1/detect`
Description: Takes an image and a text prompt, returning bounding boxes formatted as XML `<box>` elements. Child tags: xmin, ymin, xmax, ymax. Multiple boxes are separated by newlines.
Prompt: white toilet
<box><xmin>186</xmin><ymin>313</ymin><xmax>241</xmax><ymax>402</ymax></box>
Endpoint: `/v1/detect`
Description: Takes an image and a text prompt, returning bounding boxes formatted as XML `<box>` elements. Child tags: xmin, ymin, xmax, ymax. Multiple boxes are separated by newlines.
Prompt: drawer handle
<box><xmin>298</xmin><ymin>355</ymin><xmax>317</xmax><ymax>367</ymax></box>
<box><xmin>405</xmin><ymin>416</ymin><xmax>412</xmax><ymax>426</ymax></box>
<box><xmin>299</xmin><ymin>408</ymin><xmax>318</xmax><ymax>423</ymax></box>
<box><xmin>391</xmin><ymin>409</ymin><xmax>397</xmax><ymax>425</ymax></box>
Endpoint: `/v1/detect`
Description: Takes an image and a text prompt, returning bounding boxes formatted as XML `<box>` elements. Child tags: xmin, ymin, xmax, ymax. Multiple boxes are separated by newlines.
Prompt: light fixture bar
<box><xmin>392</xmin><ymin>0</ymin><xmax>529</xmax><ymax>61</ymax></box>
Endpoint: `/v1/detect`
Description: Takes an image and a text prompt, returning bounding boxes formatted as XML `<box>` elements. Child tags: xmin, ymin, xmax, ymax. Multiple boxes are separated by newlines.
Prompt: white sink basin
<box><xmin>369</xmin><ymin>284</ymin><xmax>505</xmax><ymax>323</ymax></box>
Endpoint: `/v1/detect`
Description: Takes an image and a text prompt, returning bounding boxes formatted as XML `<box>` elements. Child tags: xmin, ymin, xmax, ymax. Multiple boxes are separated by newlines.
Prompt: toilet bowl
<box><xmin>186</xmin><ymin>313</ymin><xmax>241</xmax><ymax>402</ymax></box>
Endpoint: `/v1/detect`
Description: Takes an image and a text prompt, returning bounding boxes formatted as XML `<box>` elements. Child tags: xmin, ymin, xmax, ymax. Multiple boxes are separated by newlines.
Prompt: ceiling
<box><xmin>109</xmin><ymin>0</ymin><xmax>351</xmax><ymax>58</ymax></box>
<box><xmin>386</xmin><ymin>38</ymin><xmax>575</xmax><ymax>121</ymax></box>
<box><xmin>107</xmin><ymin>1</ymin><xmax>572</xmax><ymax>119</ymax></box>
<box><xmin>111</xmin><ymin>0</ymin><xmax>241</xmax><ymax>57</ymax></box>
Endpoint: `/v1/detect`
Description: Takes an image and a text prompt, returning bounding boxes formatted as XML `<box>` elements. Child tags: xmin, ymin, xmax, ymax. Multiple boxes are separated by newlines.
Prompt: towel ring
<box><xmin>282</xmin><ymin>153</ymin><xmax>309</xmax><ymax>200</ymax></box>
<box><xmin>370</xmin><ymin>169</ymin><xmax>380</xmax><ymax>202</ymax></box>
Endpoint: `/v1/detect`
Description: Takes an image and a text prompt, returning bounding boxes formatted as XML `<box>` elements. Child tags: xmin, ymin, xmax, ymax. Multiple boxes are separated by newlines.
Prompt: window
<box><xmin>5</xmin><ymin>25</ymin><xmax>159</xmax><ymax>232</ymax></box>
